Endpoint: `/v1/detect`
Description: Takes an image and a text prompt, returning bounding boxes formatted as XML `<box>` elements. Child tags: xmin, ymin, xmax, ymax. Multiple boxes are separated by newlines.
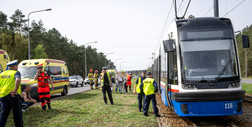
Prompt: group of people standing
<box><xmin>114</xmin><ymin>71</ymin><xmax>132</xmax><ymax>94</ymax></box>
<box><xmin>88</xmin><ymin>69</ymin><xmax>100</xmax><ymax>89</ymax></box>
<box><xmin>101</xmin><ymin>68</ymin><xmax>161</xmax><ymax>117</ymax></box>
<box><xmin>0</xmin><ymin>60</ymin><xmax>160</xmax><ymax>127</ymax></box>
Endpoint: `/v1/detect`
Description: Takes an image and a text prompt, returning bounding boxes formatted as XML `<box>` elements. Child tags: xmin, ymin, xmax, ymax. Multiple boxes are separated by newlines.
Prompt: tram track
<box><xmin>156</xmin><ymin>93</ymin><xmax>252</xmax><ymax>127</ymax></box>
<box><xmin>244</xmin><ymin>95</ymin><xmax>252</xmax><ymax>103</ymax></box>
<box><xmin>189</xmin><ymin>117</ymin><xmax>238</xmax><ymax>127</ymax></box>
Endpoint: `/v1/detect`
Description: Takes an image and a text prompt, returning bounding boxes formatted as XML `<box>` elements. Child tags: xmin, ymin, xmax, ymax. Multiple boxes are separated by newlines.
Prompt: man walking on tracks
<box><xmin>101</xmin><ymin>67</ymin><xmax>114</xmax><ymax>105</ymax></box>
<box><xmin>34</xmin><ymin>66</ymin><xmax>54</xmax><ymax>111</ymax></box>
<box><xmin>94</xmin><ymin>70</ymin><xmax>99</xmax><ymax>89</ymax></box>
<box><xmin>134</xmin><ymin>70</ymin><xmax>146</xmax><ymax>112</ymax></box>
<box><xmin>88</xmin><ymin>69</ymin><xmax>94</xmax><ymax>89</ymax></box>
<box><xmin>140</xmin><ymin>72</ymin><xmax>160</xmax><ymax>117</ymax></box>
<box><xmin>0</xmin><ymin>60</ymin><xmax>23</xmax><ymax>127</ymax></box>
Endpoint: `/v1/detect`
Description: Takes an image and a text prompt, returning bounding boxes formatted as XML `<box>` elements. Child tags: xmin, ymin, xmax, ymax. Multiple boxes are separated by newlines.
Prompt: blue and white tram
<box><xmin>152</xmin><ymin>17</ymin><xmax>247</xmax><ymax>116</ymax></box>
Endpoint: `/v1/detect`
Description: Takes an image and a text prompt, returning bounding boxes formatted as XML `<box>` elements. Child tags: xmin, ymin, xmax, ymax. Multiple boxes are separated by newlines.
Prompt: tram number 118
<box><xmin>225</xmin><ymin>103</ymin><xmax>233</xmax><ymax>109</ymax></box>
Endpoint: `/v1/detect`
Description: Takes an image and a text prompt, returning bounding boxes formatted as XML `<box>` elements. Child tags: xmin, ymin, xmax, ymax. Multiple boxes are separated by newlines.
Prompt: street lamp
<box><xmin>119</xmin><ymin>61</ymin><xmax>125</xmax><ymax>71</ymax></box>
<box><xmin>28</xmin><ymin>8</ymin><xmax>52</xmax><ymax>59</ymax></box>
<box><xmin>85</xmin><ymin>41</ymin><xmax>97</xmax><ymax>78</ymax></box>
<box><xmin>105</xmin><ymin>52</ymin><xmax>114</xmax><ymax>67</ymax></box>
<box><xmin>115</xmin><ymin>58</ymin><xmax>122</xmax><ymax>70</ymax></box>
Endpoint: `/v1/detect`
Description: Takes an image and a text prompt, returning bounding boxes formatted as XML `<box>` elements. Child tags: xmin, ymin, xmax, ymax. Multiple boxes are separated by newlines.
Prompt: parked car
<box><xmin>84</xmin><ymin>76</ymin><xmax>90</xmax><ymax>85</ymax></box>
<box><xmin>69</xmin><ymin>75</ymin><xmax>84</xmax><ymax>87</ymax></box>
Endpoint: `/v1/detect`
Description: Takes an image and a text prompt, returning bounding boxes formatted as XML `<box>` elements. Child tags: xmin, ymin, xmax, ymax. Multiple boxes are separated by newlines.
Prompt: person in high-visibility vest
<box><xmin>88</xmin><ymin>69</ymin><xmax>94</xmax><ymax>89</ymax></box>
<box><xmin>133</xmin><ymin>70</ymin><xmax>146</xmax><ymax>112</ymax></box>
<box><xmin>140</xmin><ymin>72</ymin><xmax>160</xmax><ymax>117</ymax></box>
<box><xmin>100</xmin><ymin>67</ymin><xmax>114</xmax><ymax>105</ymax></box>
<box><xmin>94</xmin><ymin>70</ymin><xmax>99</xmax><ymax>89</ymax></box>
<box><xmin>0</xmin><ymin>60</ymin><xmax>23</xmax><ymax>127</ymax></box>
<box><xmin>34</xmin><ymin>66</ymin><xmax>54</xmax><ymax>110</ymax></box>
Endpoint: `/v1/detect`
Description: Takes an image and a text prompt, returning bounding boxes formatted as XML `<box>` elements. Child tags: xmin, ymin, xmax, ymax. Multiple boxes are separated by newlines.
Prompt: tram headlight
<box><xmin>228</xmin><ymin>82</ymin><xmax>240</xmax><ymax>88</ymax></box>
<box><xmin>183</xmin><ymin>84</ymin><xmax>197</xmax><ymax>89</ymax></box>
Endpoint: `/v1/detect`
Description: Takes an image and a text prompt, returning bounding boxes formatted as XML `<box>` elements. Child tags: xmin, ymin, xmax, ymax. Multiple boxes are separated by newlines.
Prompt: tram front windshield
<box><xmin>180</xmin><ymin>29</ymin><xmax>238</xmax><ymax>81</ymax></box>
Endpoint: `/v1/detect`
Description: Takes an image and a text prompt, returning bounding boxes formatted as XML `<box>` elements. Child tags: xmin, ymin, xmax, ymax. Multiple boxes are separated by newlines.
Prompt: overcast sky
<box><xmin>1</xmin><ymin>0</ymin><xmax>252</xmax><ymax>71</ymax></box>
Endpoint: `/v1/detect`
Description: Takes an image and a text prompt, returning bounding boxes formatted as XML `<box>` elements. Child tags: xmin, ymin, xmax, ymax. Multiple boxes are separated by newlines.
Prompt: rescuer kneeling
<box><xmin>140</xmin><ymin>72</ymin><xmax>160</xmax><ymax>117</ymax></box>
<box><xmin>34</xmin><ymin>66</ymin><xmax>54</xmax><ymax>111</ymax></box>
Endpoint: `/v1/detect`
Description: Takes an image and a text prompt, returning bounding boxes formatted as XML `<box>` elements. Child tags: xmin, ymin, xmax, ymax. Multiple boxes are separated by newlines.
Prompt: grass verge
<box><xmin>6</xmin><ymin>89</ymin><xmax>158</xmax><ymax>127</ymax></box>
<box><xmin>242</xmin><ymin>83</ymin><xmax>252</xmax><ymax>94</ymax></box>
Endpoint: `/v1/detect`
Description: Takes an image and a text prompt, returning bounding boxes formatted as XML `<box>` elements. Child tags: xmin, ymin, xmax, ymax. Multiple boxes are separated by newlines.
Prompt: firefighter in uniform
<box><xmin>88</xmin><ymin>69</ymin><xmax>94</xmax><ymax>89</ymax></box>
<box><xmin>133</xmin><ymin>70</ymin><xmax>146</xmax><ymax>112</ymax></box>
<box><xmin>0</xmin><ymin>60</ymin><xmax>23</xmax><ymax>127</ymax></box>
<box><xmin>140</xmin><ymin>72</ymin><xmax>160</xmax><ymax>117</ymax></box>
<box><xmin>94</xmin><ymin>70</ymin><xmax>99</xmax><ymax>89</ymax></box>
<box><xmin>34</xmin><ymin>66</ymin><xmax>54</xmax><ymax>110</ymax></box>
<box><xmin>101</xmin><ymin>67</ymin><xmax>114</xmax><ymax>105</ymax></box>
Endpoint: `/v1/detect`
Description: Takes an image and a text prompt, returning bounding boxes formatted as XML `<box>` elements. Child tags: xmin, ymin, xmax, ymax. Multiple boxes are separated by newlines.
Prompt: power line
<box><xmin>177</xmin><ymin>0</ymin><xmax>185</xmax><ymax>14</ymax></box>
<box><xmin>203</xmin><ymin>6</ymin><xmax>213</xmax><ymax>17</ymax></box>
<box><xmin>223</xmin><ymin>0</ymin><xmax>246</xmax><ymax>17</ymax></box>
<box><xmin>154</xmin><ymin>2</ymin><xmax>173</xmax><ymax>52</ymax></box>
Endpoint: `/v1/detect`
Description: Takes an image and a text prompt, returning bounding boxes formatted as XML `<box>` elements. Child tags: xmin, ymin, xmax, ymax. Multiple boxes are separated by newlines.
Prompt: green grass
<box><xmin>242</xmin><ymin>83</ymin><xmax>252</xmax><ymax>94</ymax></box>
<box><xmin>6</xmin><ymin>89</ymin><xmax>158</xmax><ymax>127</ymax></box>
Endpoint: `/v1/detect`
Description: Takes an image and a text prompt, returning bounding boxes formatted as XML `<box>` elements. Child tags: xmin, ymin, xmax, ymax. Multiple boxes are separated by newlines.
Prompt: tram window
<box><xmin>168</xmin><ymin>51</ymin><xmax>178</xmax><ymax>85</ymax></box>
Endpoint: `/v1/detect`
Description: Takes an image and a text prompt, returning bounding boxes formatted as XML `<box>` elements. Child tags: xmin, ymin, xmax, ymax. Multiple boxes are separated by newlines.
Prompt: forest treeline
<box><xmin>236</xmin><ymin>24</ymin><xmax>252</xmax><ymax>77</ymax></box>
<box><xmin>0</xmin><ymin>9</ymin><xmax>114</xmax><ymax>77</ymax></box>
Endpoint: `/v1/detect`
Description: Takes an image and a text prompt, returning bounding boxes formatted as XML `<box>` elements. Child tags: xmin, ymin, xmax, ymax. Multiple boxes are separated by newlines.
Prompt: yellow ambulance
<box><xmin>0</xmin><ymin>49</ymin><xmax>10</xmax><ymax>73</ymax></box>
<box><xmin>18</xmin><ymin>59</ymin><xmax>70</xmax><ymax>99</ymax></box>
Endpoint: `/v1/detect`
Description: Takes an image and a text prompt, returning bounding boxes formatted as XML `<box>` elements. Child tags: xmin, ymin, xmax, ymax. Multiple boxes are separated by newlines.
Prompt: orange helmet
<box><xmin>95</xmin><ymin>70</ymin><xmax>98</xmax><ymax>73</ymax></box>
<box><xmin>90</xmin><ymin>69</ymin><xmax>93</xmax><ymax>72</ymax></box>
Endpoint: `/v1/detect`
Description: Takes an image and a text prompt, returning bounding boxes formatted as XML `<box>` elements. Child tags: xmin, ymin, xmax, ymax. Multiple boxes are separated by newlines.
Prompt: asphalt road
<box><xmin>49</xmin><ymin>79</ymin><xmax>251</xmax><ymax>99</ymax></box>
<box><xmin>51</xmin><ymin>84</ymin><xmax>91</xmax><ymax>99</ymax></box>
<box><xmin>242</xmin><ymin>79</ymin><xmax>252</xmax><ymax>84</ymax></box>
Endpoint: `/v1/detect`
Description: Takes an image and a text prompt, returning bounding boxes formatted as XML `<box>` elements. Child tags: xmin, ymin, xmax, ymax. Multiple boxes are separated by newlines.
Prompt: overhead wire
<box><xmin>223</xmin><ymin>0</ymin><xmax>246</xmax><ymax>17</ymax></box>
<box><xmin>153</xmin><ymin>1</ymin><xmax>173</xmax><ymax>53</ymax></box>
<box><xmin>203</xmin><ymin>6</ymin><xmax>213</xmax><ymax>17</ymax></box>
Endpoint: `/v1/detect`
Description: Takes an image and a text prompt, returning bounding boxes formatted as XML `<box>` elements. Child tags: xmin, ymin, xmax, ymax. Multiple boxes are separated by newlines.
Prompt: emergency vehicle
<box><xmin>0</xmin><ymin>49</ymin><xmax>10</xmax><ymax>73</ymax></box>
<box><xmin>18</xmin><ymin>59</ymin><xmax>70</xmax><ymax>99</ymax></box>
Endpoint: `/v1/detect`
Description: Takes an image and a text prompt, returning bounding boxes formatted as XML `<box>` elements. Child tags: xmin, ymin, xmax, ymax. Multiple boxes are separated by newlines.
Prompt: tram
<box><xmin>152</xmin><ymin>17</ymin><xmax>249</xmax><ymax>116</ymax></box>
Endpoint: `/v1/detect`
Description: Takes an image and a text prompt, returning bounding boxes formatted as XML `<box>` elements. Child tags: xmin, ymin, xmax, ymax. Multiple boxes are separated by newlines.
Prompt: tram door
<box><xmin>166</xmin><ymin>42</ymin><xmax>178</xmax><ymax>110</ymax></box>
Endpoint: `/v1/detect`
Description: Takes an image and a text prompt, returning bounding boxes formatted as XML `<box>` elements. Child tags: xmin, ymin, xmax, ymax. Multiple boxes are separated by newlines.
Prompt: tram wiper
<box><xmin>213</xmin><ymin>59</ymin><xmax>233</xmax><ymax>84</ymax></box>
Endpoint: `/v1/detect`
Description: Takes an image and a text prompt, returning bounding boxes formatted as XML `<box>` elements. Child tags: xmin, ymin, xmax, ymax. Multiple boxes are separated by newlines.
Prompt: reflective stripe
<box><xmin>136</xmin><ymin>77</ymin><xmax>141</xmax><ymax>93</ymax></box>
<box><xmin>101</xmin><ymin>72</ymin><xmax>111</xmax><ymax>86</ymax></box>
<box><xmin>38</xmin><ymin>92</ymin><xmax>50</xmax><ymax>95</ymax></box>
<box><xmin>88</xmin><ymin>73</ymin><xmax>94</xmax><ymax>80</ymax></box>
<box><xmin>142</xmin><ymin>78</ymin><xmax>155</xmax><ymax>95</ymax></box>
<box><xmin>37</xmin><ymin>72</ymin><xmax>50</xmax><ymax>87</ymax></box>
<box><xmin>0</xmin><ymin>70</ymin><xmax>21</xmax><ymax>97</ymax></box>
